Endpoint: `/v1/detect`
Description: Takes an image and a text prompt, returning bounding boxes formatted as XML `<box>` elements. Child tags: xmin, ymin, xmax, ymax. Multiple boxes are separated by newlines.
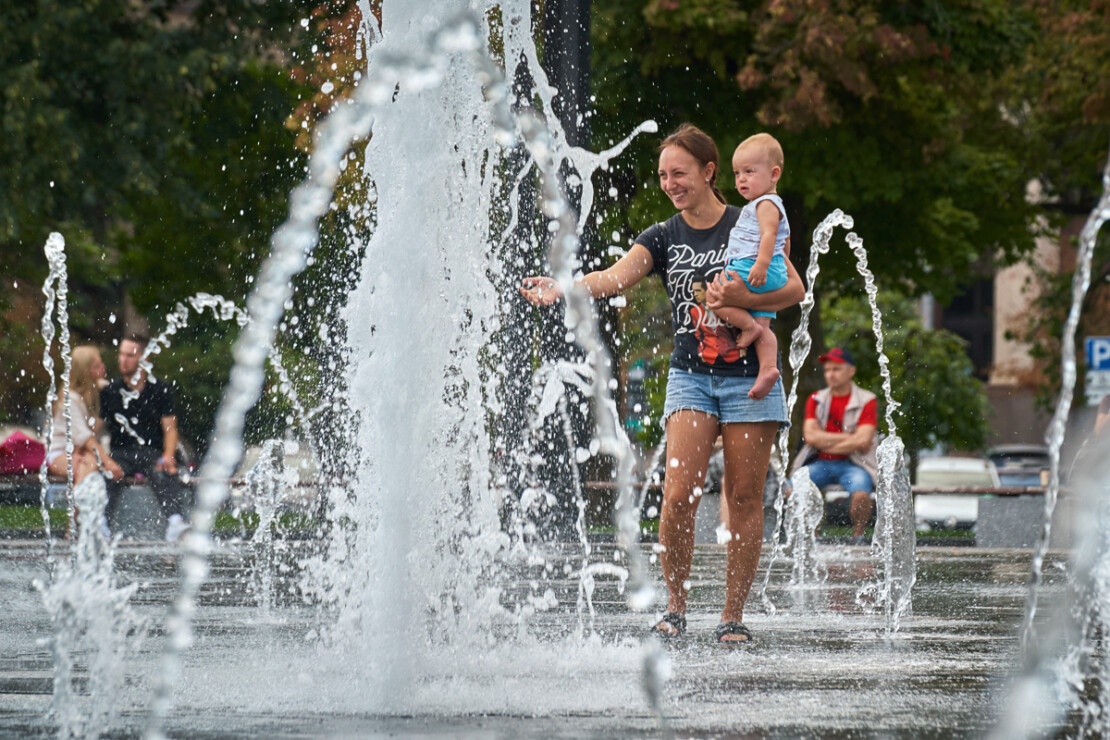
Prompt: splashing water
<box><xmin>761</xmin><ymin>210</ymin><xmax>853</xmax><ymax>613</ymax></box>
<box><xmin>240</xmin><ymin>439</ymin><xmax>295</xmax><ymax>614</ymax></box>
<box><xmin>35</xmin><ymin>474</ymin><xmax>147</xmax><ymax>740</ymax></box>
<box><xmin>38</xmin><ymin>233</ymin><xmax>71</xmax><ymax>552</ymax></box>
<box><xmin>846</xmin><ymin>231</ymin><xmax>914</xmax><ymax>632</ymax></box>
<box><xmin>513</xmin><ymin>104</ymin><xmax>660</xmax><ymax>685</ymax></box>
<box><xmin>142</xmin><ymin>3</ymin><xmax>658</xmax><ymax>735</ymax></box>
<box><xmin>1021</xmin><ymin>148</ymin><xmax>1110</xmax><ymax>651</ymax></box>
<box><xmin>636</xmin><ymin>435</ymin><xmax>667</xmax><ymax>521</ymax></box>
<box><xmin>782</xmin><ymin>466</ymin><xmax>826</xmax><ymax>585</ymax></box>
<box><xmin>757</xmin><ymin>211</ymin><xmax>915</xmax><ymax>632</ymax></box>
<box><xmin>992</xmin><ymin>147</ymin><xmax>1110</xmax><ymax>739</ymax></box>
<box><xmin>857</xmin><ymin>436</ymin><xmax>915</xmax><ymax>631</ymax></box>
<box><xmin>36</xmin><ymin>233</ymin><xmax>152</xmax><ymax>738</ymax></box>
<box><xmin>121</xmin><ymin>294</ymin><xmax>318</xmax><ymax>456</ymax></box>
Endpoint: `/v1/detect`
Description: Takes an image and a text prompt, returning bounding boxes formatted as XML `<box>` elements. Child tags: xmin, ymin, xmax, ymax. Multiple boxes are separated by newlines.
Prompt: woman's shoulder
<box><xmin>635</xmin><ymin>216</ymin><xmax>670</xmax><ymax>243</ymax></box>
<box><xmin>54</xmin><ymin>390</ymin><xmax>89</xmax><ymax>419</ymax></box>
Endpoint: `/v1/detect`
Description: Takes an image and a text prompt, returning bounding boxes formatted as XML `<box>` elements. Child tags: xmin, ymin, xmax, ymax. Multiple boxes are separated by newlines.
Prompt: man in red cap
<box><xmin>790</xmin><ymin>347</ymin><xmax>878</xmax><ymax>544</ymax></box>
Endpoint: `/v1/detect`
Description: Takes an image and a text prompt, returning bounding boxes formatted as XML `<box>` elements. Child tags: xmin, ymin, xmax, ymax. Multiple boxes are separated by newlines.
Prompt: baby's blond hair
<box><xmin>735</xmin><ymin>133</ymin><xmax>784</xmax><ymax>171</ymax></box>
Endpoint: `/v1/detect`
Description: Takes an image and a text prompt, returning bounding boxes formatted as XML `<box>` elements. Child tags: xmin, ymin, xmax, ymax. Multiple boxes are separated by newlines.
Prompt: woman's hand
<box><xmin>105</xmin><ymin>459</ymin><xmax>125</xmax><ymax>482</ymax></box>
<box><xmin>707</xmin><ymin>259</ymin><xmax>804</xmax><ymax>312</ymax></box>
<box><xmin>706</xmin><ymin>270</ymin><xmax>753</xmax><ymax>310</ymax></box>
<box><xmin>519</xmin><ymin>276</ymin><xmax>563</xmax><ymax>306</ymax></box>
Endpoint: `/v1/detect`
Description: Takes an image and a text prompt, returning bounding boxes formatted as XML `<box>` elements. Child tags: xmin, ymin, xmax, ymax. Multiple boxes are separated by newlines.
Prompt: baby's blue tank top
<box><xmin>724</xmin><ymin>194</ymin><xmax>790</xmax><ymax>262</ymax></box>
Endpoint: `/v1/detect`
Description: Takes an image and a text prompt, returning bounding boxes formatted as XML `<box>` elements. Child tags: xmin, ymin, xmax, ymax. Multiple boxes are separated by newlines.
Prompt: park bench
<box><xmin>0</xmin><ymin>472</ymin><xmax>195</xmax><ymax>540</ymax></box>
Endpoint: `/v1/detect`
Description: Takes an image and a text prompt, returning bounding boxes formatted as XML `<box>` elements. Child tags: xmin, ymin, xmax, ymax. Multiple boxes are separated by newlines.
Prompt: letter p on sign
<box><xmin>1087</xmin><ymin>337</ymin><xmax>1110</xmax><ymax>370</ymax></box>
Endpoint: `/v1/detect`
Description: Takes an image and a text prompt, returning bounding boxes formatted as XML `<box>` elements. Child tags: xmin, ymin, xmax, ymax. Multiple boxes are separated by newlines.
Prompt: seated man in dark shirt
<box><xmin>100</xmin><ymin>334</ymin><xmax>190</xmax><ymax>541</ymax></box>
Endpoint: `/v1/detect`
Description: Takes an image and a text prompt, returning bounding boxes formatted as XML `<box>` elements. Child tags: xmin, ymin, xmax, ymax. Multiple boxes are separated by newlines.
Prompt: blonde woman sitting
<box><xmin>46</xmin><ymin>345</ymin><xmax>124</xmax><ymax>485</ymax></box>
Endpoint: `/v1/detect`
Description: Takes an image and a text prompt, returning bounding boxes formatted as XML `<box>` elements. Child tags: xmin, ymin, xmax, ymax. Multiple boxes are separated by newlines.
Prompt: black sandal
<box><xmin>715</xmin><ymin>621</ymin><xmax>753</xmax><ymax>644</ymax></box>
<box><xmin>650</xmin><ymin>611</ymin><xmax>686</xmax><ymax>639</ymax></box>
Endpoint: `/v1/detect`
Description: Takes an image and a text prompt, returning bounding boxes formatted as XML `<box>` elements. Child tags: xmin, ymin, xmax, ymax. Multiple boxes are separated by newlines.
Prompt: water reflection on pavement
<box><xmin>0</xmin><ymin>540</ymin><xmax>1067</xmax><ymax>739</ymax></box>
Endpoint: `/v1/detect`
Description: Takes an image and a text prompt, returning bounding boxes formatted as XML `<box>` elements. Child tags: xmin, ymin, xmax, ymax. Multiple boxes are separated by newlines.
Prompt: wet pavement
<box><xmin>0</xmin><ymin>538</ymin><xmax>1070</xmax><ymax>738</ymax></box>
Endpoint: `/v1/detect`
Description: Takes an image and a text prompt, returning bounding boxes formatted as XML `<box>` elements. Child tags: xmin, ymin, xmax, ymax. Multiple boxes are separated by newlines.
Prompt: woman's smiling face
<box><xmin>658</xmin><ymin>145</ymin><xmax>712</xmax><ymax>212</ymax></box>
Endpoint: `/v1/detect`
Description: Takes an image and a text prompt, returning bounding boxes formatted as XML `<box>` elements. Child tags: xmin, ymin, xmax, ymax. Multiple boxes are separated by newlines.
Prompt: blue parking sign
<box><xmin>1087</xmin><ymin>337</ymin><xmax>1110</xmax><ymax>370</ymax></box>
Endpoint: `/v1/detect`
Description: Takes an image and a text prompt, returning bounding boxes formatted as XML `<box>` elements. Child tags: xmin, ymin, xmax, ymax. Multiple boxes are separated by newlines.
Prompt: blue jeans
<box><xmin>799</xmin><ymin>457</ymin><xmax>873</xmax><ymax>494</ymax></box>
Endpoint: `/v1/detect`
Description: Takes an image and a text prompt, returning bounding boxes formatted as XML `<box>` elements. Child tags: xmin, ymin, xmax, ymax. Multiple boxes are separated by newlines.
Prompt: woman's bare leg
<box><xmin>48</xmin><ymin>449</ymin><xmax>97</xmax><ymax>485</ymax></box>
<box><xmin>719</xmin><ymin>421</ymin><xmax>777</xmax><ymax>640</ymax></box>
<box><xmin>718</xmin><ymin>471</ymin><xmax>731</xmax><ymax>534</ymax></box>
<box><xmin>49</xmin><ymin>450</ymin><xmax>95</xmax><ymax>539</ymax></box>
<box><xmin>656</xmin><ymin>409</ymin><xmax>720</xmax><ymax>632</ymax></box>
<box><xmin>46</xmin><ymin>454</ymin><xmax>67</xmax><ymax>481</ymax></box>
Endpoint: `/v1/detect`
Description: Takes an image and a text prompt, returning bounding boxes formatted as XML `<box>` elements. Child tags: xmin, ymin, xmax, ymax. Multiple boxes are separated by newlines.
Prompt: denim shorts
<box><xmin>662</xmin><ymin>367</ymin><xmax>789</xmax><ymax>426</ymax></box>
<box><xmin>800</xmin><ymin>457</ymin><xmax>874</xmax><ymax>494</ymax></box>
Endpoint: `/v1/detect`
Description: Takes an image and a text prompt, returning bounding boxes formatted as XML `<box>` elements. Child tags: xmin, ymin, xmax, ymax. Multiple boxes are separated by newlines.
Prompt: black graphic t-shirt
<box><xmin>101</xmin><ymin>377</ymin><xmax>176</xmax><ymax>451</ymax></box>
<box><xmin>635</xmin><ymin>206</ymin><xmax>763</xmax><ymax>377</ymax></box>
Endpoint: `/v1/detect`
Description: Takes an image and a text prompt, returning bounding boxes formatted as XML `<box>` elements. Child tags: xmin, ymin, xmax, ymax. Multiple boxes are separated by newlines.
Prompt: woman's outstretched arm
<box><xmin>520</xmin><ymin>244</ymin><xmax>655</xmax><ymax>306</ymax></box>
<box><xmin>705</xmin><ymin>257</ymin><xmax>804</xmax><ymax>313</ymax></box>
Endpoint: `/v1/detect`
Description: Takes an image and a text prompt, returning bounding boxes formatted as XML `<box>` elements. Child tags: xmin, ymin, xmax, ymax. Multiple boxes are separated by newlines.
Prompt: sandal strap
<box><xmin>661</xmin><ymin>611</ymin><xmax>686</xmax><ymax>631</ymax></box>
<box><xmin>715</xmin><ymin>621</ymin><xmax>753</xmax><ymax>642</ymax></box>
<box><xmin>651</xmin><ymin>610</ymin><xmax>687</xmax><ymax>637</ymax></box>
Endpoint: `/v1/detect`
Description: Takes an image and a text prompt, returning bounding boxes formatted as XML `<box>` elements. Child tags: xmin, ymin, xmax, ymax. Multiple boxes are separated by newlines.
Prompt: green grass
<box><xmin>587</xmin><ymin>519</ymin><xmax>661</xmax><ymax>536</ymax></box>
<box><xmin>2</xmin><ymin>507</ymin><xmax>971</xmax><ymax>541</ymax></box>
<box><xmin>0</xmin><ymin>505</ymin><xmax>319</xmax><ymax>533</ymax></box>
<box><xmin>913</xmin><ymin>527</ymin><xmax>976</xmax><ymax>539</ymax></box>
<box><xmin>213</xmin><ymin>510</ymin><xmax>319</xmax><ymax>532</ymax></box>
<box><xmin>0</xmin><ymin>505</ymin><xmax>68</xmax><ymax>530</ymax></box>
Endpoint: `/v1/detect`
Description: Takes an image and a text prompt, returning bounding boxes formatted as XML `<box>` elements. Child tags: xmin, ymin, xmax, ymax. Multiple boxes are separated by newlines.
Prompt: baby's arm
<box><xmin>748</xmin><ymin>200</ymin><xmax>782</xmax><ymax>287</ymax></box>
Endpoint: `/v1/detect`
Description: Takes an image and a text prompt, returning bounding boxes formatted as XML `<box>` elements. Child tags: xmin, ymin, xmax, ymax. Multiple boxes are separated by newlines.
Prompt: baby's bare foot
<box><xmin>736</xmin><ymin>322</ymin><xmax>762</xmax><ymax>349</ymax></box>
<box><xmin>748</xmin><ymin>367</ymin><xmax>781</xmax><ymax>400</ymax></box>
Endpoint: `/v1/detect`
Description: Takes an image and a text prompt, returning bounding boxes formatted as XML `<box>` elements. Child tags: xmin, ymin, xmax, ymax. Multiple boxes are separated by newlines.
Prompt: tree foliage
<box><xmin>0</xmin><ymin>1</ymin><xmax>355</xmax><ymax>448</ymax></box>
<box><xmin>820</xmin><ymin>290</ymin><xmax>992</xmax><ymax>473</ymax></box>
<box><xmin>590</xmin><ymin>0</ymin><xmax>1108</xmax><ymax>451</ymax></box>
<box><xmin>2</xmin><ymin>0</ymin><xmax>1107</xmax><ymax>459</ymax></box>
<box><xmin>1008</xmin><ymin>0</ymin><xmax>1110</xmax><ymax>204</ymax></box>
<box><xmin>1001</xmin><ymin>0</ymin><xmax>1110</xmax><ymax>407</ymax></box>
<box><xmin>592</xmin><ymin>0</ymin><xmax>1041</xmax><ymax>301</ymax></box>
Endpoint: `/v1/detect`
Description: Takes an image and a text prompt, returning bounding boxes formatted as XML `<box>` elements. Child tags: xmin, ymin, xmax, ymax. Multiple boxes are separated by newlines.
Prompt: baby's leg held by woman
<box><xmin>748</xmin><ymin>317</ymin><xmax>780</xmax><ymax>400</ymax></box>
<box><xmin>719</xmin><ymin>306</ymin><xmax>761</xmax><ymax>348</ymax></box>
